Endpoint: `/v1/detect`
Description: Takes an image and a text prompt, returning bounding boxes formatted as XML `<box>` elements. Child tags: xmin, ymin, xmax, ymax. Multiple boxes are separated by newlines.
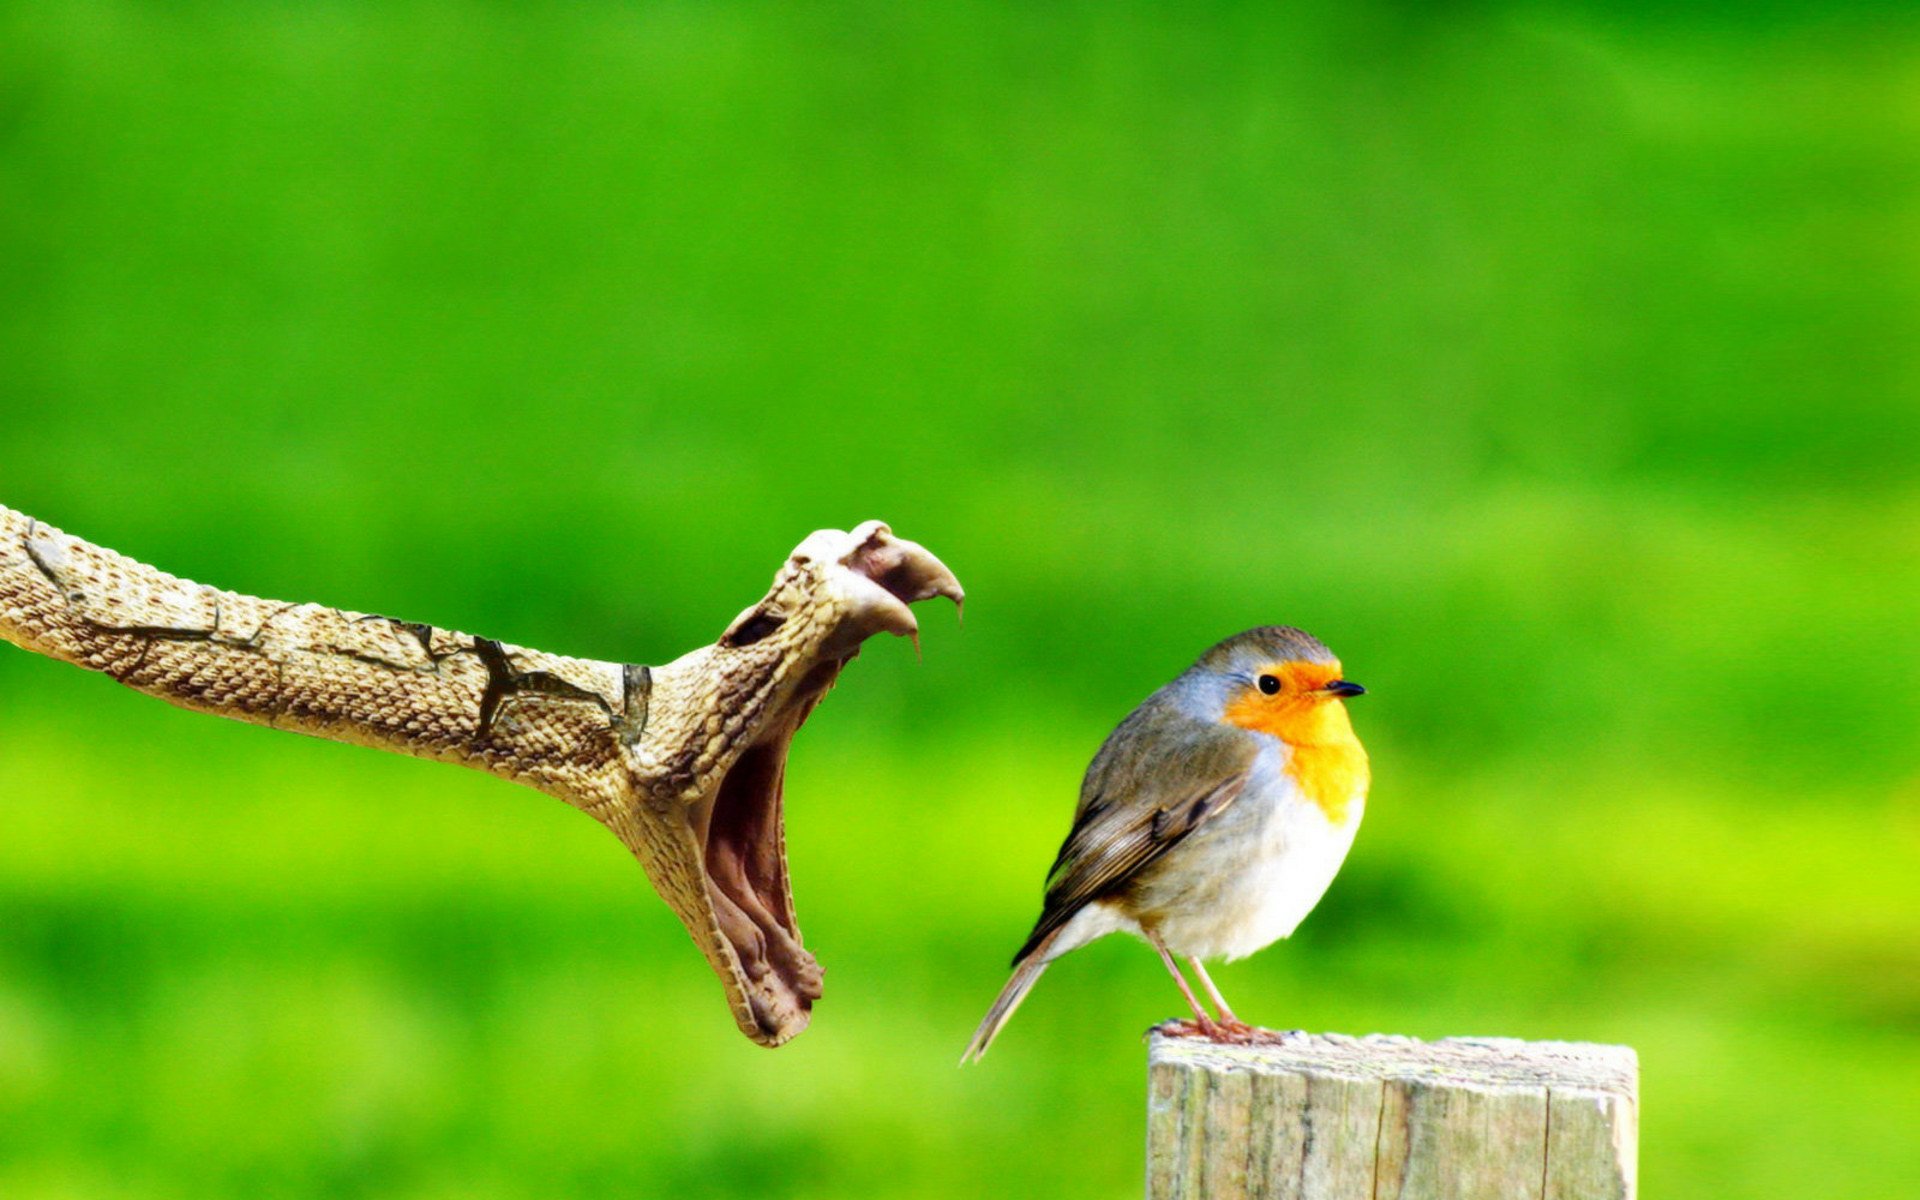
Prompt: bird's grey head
<box><xmin>1168</xmin><ymin>626</ymin><xmax>1342</xmax><ymax>717</ymax></box>
<box><xmin>1196</xmin><ymin>626</ymin><xmax>1336</xmax><ymax>674</ymax></box>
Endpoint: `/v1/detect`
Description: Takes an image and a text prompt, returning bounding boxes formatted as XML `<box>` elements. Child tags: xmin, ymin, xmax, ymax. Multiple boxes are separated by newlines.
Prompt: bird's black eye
<box><xmin>1257</xmin><ymin>674</ymin><xmax>1282</xmax><ymax>695</ymax></box>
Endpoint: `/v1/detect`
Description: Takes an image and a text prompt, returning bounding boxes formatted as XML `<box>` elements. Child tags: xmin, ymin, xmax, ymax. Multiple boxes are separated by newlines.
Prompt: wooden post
<box><xmin>1147</xmin><ymin>1032</ymin><xmax>1637</xmax><ymax>1200</ymax></box>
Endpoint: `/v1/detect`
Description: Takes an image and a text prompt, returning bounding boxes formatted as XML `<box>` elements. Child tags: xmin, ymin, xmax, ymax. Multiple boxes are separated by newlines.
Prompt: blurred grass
<box><xmin>0</xmin><ymin>1</ymin><xmax>1916</xmax><ymax>1197</ymax></box>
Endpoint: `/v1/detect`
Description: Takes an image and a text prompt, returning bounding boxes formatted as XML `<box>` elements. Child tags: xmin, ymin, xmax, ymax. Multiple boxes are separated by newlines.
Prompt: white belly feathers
<box><xmin>1086</xmin><ymin>744</ymin><xmax>1364</xmax><ymax>963</ymax></box>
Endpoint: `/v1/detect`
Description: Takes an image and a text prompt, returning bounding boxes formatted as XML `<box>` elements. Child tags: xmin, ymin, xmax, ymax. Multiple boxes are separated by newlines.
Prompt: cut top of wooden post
<box><xmin>1147</xmin><ymin>1032</ymin><xmax>1637</xmax><ymax>1200</ymax></box>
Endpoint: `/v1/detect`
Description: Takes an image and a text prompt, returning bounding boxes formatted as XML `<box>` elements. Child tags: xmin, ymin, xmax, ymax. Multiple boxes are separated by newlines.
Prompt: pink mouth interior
<box><xmin>698</xmin><ymin>657</ymin><xmax>850</xmax><ymax>1040</ymax></box>
<box><xmin>696</xmin><ymin>539</ymin><xmax>957</xmax><ymax>1042</ymax></box>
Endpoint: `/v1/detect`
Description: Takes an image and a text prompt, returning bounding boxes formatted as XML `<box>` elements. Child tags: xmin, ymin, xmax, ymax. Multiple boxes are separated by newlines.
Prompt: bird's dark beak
<box><xmin>1324</xmin><ymin>680</ymin><xmax>1366</xmax><ymax>698</ymax></box>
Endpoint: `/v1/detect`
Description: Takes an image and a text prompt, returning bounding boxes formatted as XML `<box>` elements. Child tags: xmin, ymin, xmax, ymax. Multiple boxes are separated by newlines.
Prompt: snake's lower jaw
<box><xmin>698</xmin><ymin>717</ymin><xmax>822</xmax><ymax>1044</ymax></box>
<box><xmin>684</xmin><ymin>522</ymin><xmax>962</xmax><ymax>1046</ymax></box>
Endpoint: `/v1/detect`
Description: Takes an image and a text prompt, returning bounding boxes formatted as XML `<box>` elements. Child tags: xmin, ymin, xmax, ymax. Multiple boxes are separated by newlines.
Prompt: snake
<box><xmin>0</xmin><ymin>503</ymin><xmax>962</xmax><ymax>1047</ymax></box>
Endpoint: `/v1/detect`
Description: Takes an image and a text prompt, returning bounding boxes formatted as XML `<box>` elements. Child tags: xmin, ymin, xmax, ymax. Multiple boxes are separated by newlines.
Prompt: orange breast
<box><xmin>1281</xmin><ymin>739</ymin><xmax>1369</xmax><ymax>825</ymax></box>
<box><xmin>1223</xmin><ymin>694</ymin><xmax>1370</xmax><ymax>824</ymax></box>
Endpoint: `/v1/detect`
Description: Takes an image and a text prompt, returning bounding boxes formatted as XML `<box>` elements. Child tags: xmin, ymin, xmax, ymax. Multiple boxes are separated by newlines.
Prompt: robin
<box><xmin>962</xmin><ymin>626</ymin><xmax>1369</xmax><ymax>1062</ymax></box>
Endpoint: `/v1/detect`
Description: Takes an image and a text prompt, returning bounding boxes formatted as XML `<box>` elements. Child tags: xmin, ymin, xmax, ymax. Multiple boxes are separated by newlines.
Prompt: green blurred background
<box><xmin>1</xmin><ymin>2</ymin><xmax>1915</xmax><ymax>1196</ymax></box>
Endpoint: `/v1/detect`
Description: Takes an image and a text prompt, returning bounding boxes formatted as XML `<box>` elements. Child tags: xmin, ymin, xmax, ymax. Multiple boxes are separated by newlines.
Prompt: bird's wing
<box><xmin>0</xmin><ymin>505</ymin><xmax>636</xmax><ymax>808</ymax></box>
<box><xmin>1012</xmin><ymin>705</ymin><xmax>1256</xmax><ymax>963</ymax></box>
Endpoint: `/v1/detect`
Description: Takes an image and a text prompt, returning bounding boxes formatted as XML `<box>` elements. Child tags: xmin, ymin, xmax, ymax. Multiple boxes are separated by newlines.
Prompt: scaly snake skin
<box><xmin>0</xmin><ymin>503</ymin><xmax>961</xmax><ymax>1046</ymax></box>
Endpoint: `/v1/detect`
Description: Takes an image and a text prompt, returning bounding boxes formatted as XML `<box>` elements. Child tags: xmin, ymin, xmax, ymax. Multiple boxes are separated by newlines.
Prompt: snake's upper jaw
<box><xmin>808</xmin><ymin>520</ymin><xmax>965</xmax><ymax>652</ymax></box>
<box><xmin>647</xmin><ymin>522</ymin><xmax>960</xmax><ymax>1047</ymax></box>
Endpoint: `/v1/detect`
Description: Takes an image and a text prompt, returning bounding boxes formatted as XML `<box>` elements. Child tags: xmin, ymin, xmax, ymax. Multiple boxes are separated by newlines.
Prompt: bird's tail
<box><xmin>959</xmin><ymin>935</ymin><xmax>1058</xmax><ymax>1065</ymax></box>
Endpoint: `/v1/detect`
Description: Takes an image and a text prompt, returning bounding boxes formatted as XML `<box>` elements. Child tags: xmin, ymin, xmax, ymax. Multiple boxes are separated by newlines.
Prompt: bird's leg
<box><xmin>1146</xmin><ymin>930</ymin><xmax>1219</xmax><ymax>1037</ymax></box>
<box><xmin>1187</xmin><ymin>957</ymin><xmax>1256</xmax><ymax>1035</ymax></box>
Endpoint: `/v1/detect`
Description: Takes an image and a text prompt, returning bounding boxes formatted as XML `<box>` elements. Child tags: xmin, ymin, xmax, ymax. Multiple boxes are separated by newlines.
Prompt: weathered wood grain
<box><xmin>1147</xmin><ymin>1032</ymin><xmax>1637</xmax><ymax>1200</ymax></box>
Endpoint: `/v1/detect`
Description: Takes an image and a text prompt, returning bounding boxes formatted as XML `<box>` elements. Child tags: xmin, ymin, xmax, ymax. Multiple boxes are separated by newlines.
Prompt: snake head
<box><xmin>614</xmin><ymin>522</ymin><xmax>962</xmax><ymax>1046</ymax></box>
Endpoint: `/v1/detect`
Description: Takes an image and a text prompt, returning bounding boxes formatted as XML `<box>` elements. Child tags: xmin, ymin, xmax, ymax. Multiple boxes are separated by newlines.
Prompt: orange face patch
<box><xmin>1223</xmin><ymin>659</ymin><xmax>1370</xmax><ymax>824</ymax></box>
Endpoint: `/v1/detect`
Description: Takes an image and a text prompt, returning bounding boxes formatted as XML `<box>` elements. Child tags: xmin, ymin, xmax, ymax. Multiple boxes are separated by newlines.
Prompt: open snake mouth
<box><xmin>697</xmin><ymin>670</ymin><xmax>833</xmax><ymax>1040</ymax></box>
<box><xmin>681</xmin><ymin>523</ymin><xmax>960</xmax><ymax>1045</ymax></box>
<box><xmin>0</xmin><ymin>504</ymin><xmax>958</xmax><ymax>1051</ymax></box>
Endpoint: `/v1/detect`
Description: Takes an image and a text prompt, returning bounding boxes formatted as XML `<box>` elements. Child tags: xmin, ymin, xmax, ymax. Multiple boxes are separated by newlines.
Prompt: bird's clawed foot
<box><xmin>1151</xmin><ymin>1017</ymin><xmax>1220</xmax><ymax>1041</ymax></box>
<box><xmin>1150</xmin><ymin>1018</ymin><xmax>1298</xmax><ymax>1046</ymax></box>
<box><xmin>1151</xmin><ymin>1016</ymin><xmax>1254</xmax><ymax>1043</ymax></box>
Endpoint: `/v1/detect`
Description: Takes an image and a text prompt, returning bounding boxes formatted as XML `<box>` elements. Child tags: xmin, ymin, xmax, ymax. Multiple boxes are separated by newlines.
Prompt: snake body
<box><xmin>0</xmin><ymin>504</ymin><xmax>962</xmax><ymax>1046</ymax></box>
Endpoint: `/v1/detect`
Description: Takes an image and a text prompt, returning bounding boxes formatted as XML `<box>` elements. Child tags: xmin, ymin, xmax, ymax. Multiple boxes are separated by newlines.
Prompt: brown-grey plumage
<box><xmin>963</xmin><ymin>626</ymin><xmax>1368</xmax><ymax>1062</ymax></box>
<box><xmin>0</xmin><ymin>503</ymin><xmax>961</xmax><ymax>1047</ymax></box>
<box><xmin>1014</xmin><ymin>710</ymin><xmax>1257</xmax><ymax>962</ymax></box>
